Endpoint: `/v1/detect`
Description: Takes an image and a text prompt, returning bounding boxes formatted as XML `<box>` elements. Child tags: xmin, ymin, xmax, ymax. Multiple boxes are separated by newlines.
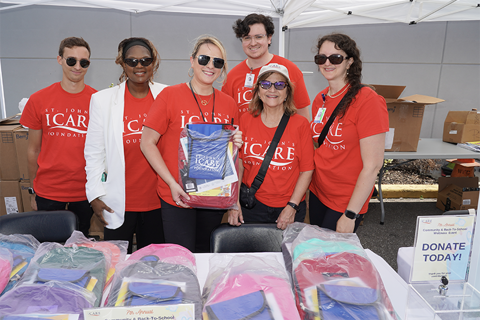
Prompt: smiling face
<box><xmin>124</xmin><ymin>45</ymin><xmax>153</xmax><ymax>85</ymax></box>
<box><xmin>190</xmin><ymin>43</ymin><xmax>223</xmax><ymax>86</ymax></box>
<box><xmin>57</xmin><ymin>46</ymin><xmax>90</xmax><ymax>84</ymax></box>
<box><xmin>258</xmin><ymin>72</ymin><xmax>288</xmax><ymax>110</ymax></box>
<box><xmin>242</xmin><ymin>23</ymin><xmax>272</xmax><ymax>60</ymax></box>
<box><xmin>317</xmin><ymin>40</ymin><xmax>353</xmax><ymax>84</ymax></box>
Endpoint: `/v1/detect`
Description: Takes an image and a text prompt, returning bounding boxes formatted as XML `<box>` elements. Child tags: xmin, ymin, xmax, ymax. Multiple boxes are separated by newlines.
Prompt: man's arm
<box><xmin>27</xmin><ymin>129</ymin><xmax>42</xmax><ymax>210</ymax></box>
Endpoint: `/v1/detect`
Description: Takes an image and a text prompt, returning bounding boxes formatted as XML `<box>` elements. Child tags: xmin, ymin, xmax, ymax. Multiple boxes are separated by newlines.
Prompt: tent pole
<box><xmin>0</xmin><ymin>59</ymin><xmax>5</xmax><ymax>119</ymax></box>
<box><xmin>278</xmin><ymin>15</ymin><xmax>285</xmax><ymax>57</ymax></box>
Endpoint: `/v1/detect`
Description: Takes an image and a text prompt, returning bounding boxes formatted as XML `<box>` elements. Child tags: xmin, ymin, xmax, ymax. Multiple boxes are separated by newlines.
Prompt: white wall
<box><xmin>1</xmin><ymin>5</ymin><xmax>479</xmax><ymax>140</ymax></box>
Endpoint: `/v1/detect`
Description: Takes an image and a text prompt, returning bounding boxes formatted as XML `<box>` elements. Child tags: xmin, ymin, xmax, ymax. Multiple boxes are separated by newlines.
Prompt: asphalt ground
<box><xmin>357</xmin><ymin>197</ymin><xmax>443</xmax><ymax>271</ymax></box>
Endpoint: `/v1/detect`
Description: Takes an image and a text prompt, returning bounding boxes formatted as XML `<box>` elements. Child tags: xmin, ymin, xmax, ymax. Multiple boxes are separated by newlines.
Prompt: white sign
<box><xmin>411</xmin><ymin>214</ymin><xmax>475</xmax><ymax>282</ymax></box>
<box><xmin>84</xmin><ymin>304</ymin><xmax>194</xmax><ymax>320</ymax></box>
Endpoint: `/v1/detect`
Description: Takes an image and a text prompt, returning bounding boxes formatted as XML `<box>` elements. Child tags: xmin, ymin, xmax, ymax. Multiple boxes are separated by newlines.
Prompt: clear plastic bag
<box><xmin>203</xmin><ymin>254</ymin><xmax>300</xmax><ymax>320</ymax></box>
<box><xmin>105</xmin><ymin>244</ymin><xmax>201</xmax><ymax>319</ymax></box>
<box><xmin>178</xmin><ymin>122</ymin><xmax>239</xmax><ymax>209</ymax></box>
<box><xmin>65</xmin><ymin>230</ymin><xmax>128</xmax><ymax>288</ymax></box>
<box><xmin>0</xmin><ymin>281</ymin><xmax>96</xmax><ymax>320</ymax></box>
<box><xmin>16</xmin><ymin>242</ymin><xmax>109</xmax><ymax>307</ymax></box>
<box><xmin>284</xmin><ymin>223</ymin><xmax>397</xmax><ymax>320</ymax></box>
<box><xmin>0</xmin><ymin>233</ymin><xmax>39</xmax><ymax>295</ymax></box>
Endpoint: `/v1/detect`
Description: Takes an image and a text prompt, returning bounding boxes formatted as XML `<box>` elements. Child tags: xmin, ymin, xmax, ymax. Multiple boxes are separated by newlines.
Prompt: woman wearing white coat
<box><xmin>85</xmin><ymin>37</ymin><xmax>167</xmax><ymax>253</ymax></box>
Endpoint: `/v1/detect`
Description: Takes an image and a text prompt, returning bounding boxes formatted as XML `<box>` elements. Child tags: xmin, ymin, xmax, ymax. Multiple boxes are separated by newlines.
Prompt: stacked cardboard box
<box><xmin>0</xmin><ymin>114</ymin><xmax>27</xmax><ymax>215</ymax></box>
<box><xmin>0</xmin><ymin>114</ymin><xmax>103</xmax><ymax>238</ymax></box>
<box><xmin>371</xmin><ymin>84</ymin><xmax>445</xmax><ymax>152</ymax></box>
<box><xmin>436</xmin><ymin>177</ymin><xmax>479</xmax><ymax>211</ymax></box>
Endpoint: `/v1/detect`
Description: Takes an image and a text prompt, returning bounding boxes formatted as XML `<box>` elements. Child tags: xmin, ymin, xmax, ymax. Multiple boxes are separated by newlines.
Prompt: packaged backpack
<box><xmin>178</xmin><ymin>122</ymin><xmax>239</xmax><ymax>209</ymax></box>
<box><xmin>202</xmin><ymin>254</ymin><xmax>300</xmax><ymax>320</ymax></box>
<box><xmin>0</xmin><ymin>281</ymin><xmax>95</xmax><ymax>320</ymax></box>
<box><xmin>0</xmin><ymin>234</ymin><xmax>39</xmax><ymax>296</ymax></box>
<box><xmin>289</xmin><ymin>224</ymin><xmax>397</xmax><ymax>320</ymax></box>
<box><xmin>65</xmin><ymin>230</ymin><xmax>127</xmax><ymax>288</ymax></box>
<box><xmin>0</xmin><ymin>249</ymin><xmax>12</xmax><ymax>294</ymax></box>
<box><xmin>17</xmin><ymin>243</ymin><xmax>108</xmax><ymax>307</ymax></box>
<box><xmin>105</xmin><ymin>244</ymin><xmax>201</xmax><ymax>320</ymax></box>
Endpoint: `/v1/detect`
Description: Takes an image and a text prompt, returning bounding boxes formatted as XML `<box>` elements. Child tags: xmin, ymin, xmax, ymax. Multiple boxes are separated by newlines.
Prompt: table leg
<box><xmin>378</xmin><ymin>165</ymin><xmax>386</xmax><ymax>225</ymax></box>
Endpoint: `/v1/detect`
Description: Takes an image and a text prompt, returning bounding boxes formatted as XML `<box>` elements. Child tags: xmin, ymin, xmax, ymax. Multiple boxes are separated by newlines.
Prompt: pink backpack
<box><xmin>203</xmin><ymin>255</ymin><xmax>300</xmax><ymax>320</ymax></box>
<box><xmin>0</xmin><ymin>249</ymin><xmax>12</xmax><ymax>293</ymax></box>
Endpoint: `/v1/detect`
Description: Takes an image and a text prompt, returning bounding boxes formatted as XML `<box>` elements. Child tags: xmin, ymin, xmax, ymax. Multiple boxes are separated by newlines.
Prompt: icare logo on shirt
<box><xmin>45</xmin><ymin>108</ymin><xmax>88</xmax><ymax>137</ymax></box>
<box><xmin>123</xmin><ymin>113</ymin><xmax>147</xmax><ymax>144</ymax></box>
<box><xmin>311</xmin><ymin>119</ymin><xmax>345</xmax><ymax>150</ymax></box>
<box><xmin>236</xmin><ymin>87</ymin><xmax>253</xmax><ymax>114</ymax></box>
<box><xmin>243</xmin><ymin>139</ymin><xmax>295</xmax><ymax>170</ymax></box>
<box><xmin>179</xmin><ymin>110</ymin><xmax>232</xmax><ymax>128</ymax></box>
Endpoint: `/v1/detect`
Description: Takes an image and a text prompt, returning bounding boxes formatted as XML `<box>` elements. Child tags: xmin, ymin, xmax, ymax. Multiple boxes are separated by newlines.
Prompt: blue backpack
<box><xmin>18</xmin><ymin>245</ymin><xmax>107</xmax><ymax>307</ymax></box>
<box><xmin>0</xmin><ymin>234</ymin><xmax>39</xmax><ymax>296</ymax></box>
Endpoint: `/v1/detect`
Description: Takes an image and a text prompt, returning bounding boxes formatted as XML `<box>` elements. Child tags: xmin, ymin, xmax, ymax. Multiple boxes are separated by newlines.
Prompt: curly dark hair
<box><xmin>115</xmin><ymin>37</ymin><xmax>160</xmax><ymax>84</ymax></box>
<box><xmin>233</xmin><ymin>14</ymin><xmax>274</xmax><ymax>47</ymax></box>
<box><xmin>58</xmin><ymin>37</ymin><xmax>91</xmax><ymax>57</ymax></box>
<box><xmin>317</xmin><ymin>33</ymin><xmax>362</xmax><ymax>117</ymax></box>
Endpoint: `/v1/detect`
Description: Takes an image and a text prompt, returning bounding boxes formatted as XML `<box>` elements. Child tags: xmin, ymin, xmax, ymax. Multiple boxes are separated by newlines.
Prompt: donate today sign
<box><xmin>411</xmin><ymin>214</ymin><xmax>475</xmax><ymax>282</ymax></box>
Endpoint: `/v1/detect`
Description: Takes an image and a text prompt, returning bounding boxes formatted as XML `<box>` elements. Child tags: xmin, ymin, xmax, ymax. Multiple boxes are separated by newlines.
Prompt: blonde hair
<box><xmin>115</xmin><ymin>37</ymin><xmax>160</xmax><ymax>84</ymax></box>
<box><xmin>249</xmin><ymin>71</ymin><xmax>296</xmax><ymax>117</ymax></box>
<box><xmin>191</xmin><ymin>35</ymin><xmax>228</xmax><ymax>85</ymax></box>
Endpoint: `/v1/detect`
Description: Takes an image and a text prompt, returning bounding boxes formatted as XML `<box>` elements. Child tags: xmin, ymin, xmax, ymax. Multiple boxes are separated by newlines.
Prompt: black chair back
<box><xmin>0</xmin><ymin>210</ymin><xmax>77</xmax><ymax>243</ymax></box>
<box><xmin>210</xmin><ymin>223</ymin><xmax>283</xmax><ymax>253</ymax></box>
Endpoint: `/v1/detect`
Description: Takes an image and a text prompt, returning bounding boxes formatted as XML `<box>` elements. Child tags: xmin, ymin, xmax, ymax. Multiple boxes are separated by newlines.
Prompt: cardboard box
<box><xmin>0</xmin><ymin>114</ymin><xmax>22</xmax><ymax>180</ymax></box>
<box><xmin>19</xmin><ymin>180</ymin><xmax>33</xmax><ymax>212</ymax></box>
<box><xmin>372</xmin><ymin>85</ymin><xmax>445</xmax><ymax>152</ymax></box>
<box><xmin>0</xmin><ymin>180</ymin><xmax>23</xmax><ymax>216</ymax></box>
<box><xmin>436</xmin><ymin>177</ymin><xmax>479</xmax><ymax>211</ymax></box>
<box><xmin>14</xmin><ymin>127</ymin><xmax>29</xmax><ymax>181</ymax></box>
<box><xmin>443</xmin><ymin>109</ymin><xmax>480</xmax><ymax>143</ymax></box>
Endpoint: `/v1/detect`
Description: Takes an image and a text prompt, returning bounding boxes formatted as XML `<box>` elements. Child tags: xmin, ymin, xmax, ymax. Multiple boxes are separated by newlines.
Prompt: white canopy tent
<box><xmin>0</xmin><ymin>0</ymin><xmax>479</xmax><ymax>117</ymax></box>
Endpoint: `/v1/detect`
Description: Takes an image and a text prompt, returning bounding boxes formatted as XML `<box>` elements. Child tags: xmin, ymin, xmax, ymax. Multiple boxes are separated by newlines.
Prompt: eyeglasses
<box><xmin>197</xmin><ymin>55</ymin><xmax>225</xmax><ymax>69</ymax></box>
<box><xmin>314</xmin><ymin>54</ymin><xmax>349</xmax><ymax>65</ymax></box>
<box><xmin>241</xmin><ymin>34</ymin><xmax>267</xmax><ymax>43</ymax></box>
<box><xmin>124</xmin><ymin>58</ymin><xmax>153</xmax><ymax>68</ymax></box>
<box><xmin>259</xmin><ymin>80</ymin><xmax>288</xmax><ymax>90</ymax></box>
<box><xmin>65</xmin><ymin>57</ymin><xmax>90</xmax><ymax>68</ymax></box>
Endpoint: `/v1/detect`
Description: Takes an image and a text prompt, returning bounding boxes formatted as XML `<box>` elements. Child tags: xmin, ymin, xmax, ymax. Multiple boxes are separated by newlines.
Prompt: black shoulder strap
<box><xmin>250</xmin><ymin>113</ymin><xmax>290</xmax><ymax>191</ymax></box>
<box><xmin>317</xmin><ymin>85</ymin><xmax>364</xmax><ymax>146</ymax></box>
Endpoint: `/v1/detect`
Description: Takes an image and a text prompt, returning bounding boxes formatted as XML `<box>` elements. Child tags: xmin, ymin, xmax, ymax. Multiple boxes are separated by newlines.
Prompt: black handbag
<box><xmin>240</xmin><ymin>114</ymin><xmax>290</xmax><ymax>209</ymax></box>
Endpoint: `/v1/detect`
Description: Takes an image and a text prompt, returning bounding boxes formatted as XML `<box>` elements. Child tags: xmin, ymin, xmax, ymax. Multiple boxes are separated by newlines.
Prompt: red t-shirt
<box><xmin>240</xmin><ymin>113</ymin><xmax>314</xmax><ymax>207</ymax></box>
<box><xmin>144</xmin><ymin>83</ymin><xmax>238</xmax><ymax>206</ymax></box>
<box><xmin>221</xmin><ymin>55</ymin><xmax>311</xmax><ymax>117</ymax></box>
<box><xmin>20</xmin><ymin>82</ymin><xmax>97</xmax><ymax>201</ymax></box>
<box><xmin>309</xmin><ymin>86</ymin><xmax>389</xmax><ymax>214</ymax></box>
<box><xmin>123</xmin><ymin>86</ymin><xmax>161</xmax><ymax>211</ymax></box>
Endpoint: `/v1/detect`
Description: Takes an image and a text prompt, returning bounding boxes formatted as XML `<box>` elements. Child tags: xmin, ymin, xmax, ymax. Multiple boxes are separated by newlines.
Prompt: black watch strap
<box><xmin>28</xmin><ymin>187</ymin><xmax>35</xmax><ymax>195</ymax></box>
<box><xmin>287</xmin><ymin>202</ymin><xmax>300</xmax><ymax>212</ymax></box>
<box><xmin>344</xmin><ymin>209</ymin><xmax>360</xmax><ymax>220</ymax></box>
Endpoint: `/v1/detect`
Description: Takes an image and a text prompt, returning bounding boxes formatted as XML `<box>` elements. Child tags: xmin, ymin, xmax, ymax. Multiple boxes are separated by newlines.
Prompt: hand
<box><xmin>336</xmin><ymin>214</ymin><xmax>355</xmax><ymax>233</ymax></box>
<box><xmin>276</xmin><ymin>205</ymin><xmax>296</xmax><ymax>230</ymax></box>
<box><xmin>90</xmin><ymin>198</ymin><xmax>112</xmax><ymax>226</ymax></box>
<box><xmin>228</xmin><ymin>205</ymin><xmax>244</xmax><ymax>226</ymax></box>
<box><xmin>233</xmin><ymin>130</ymin><xmax>243</xmax><ymax>149</ymax></box>
<box><xmin>30</xmin><ymin>194</ymin><xmax>38</xmax><ymax>211</ymax></box>
<box><xmin>170</xmin><ymin>182</ymin><xmax>190</xmax><ymax>208</ymax></box>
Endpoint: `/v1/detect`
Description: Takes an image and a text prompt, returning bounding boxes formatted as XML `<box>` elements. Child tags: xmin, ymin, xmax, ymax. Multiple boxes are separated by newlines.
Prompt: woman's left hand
<box><xmin>233</xmin><ymin>130</ymin><xmax>243</xmax><ymax>149</ymax></box>
<box><xmin>276</xmin><ymin>206</ymin><xmax>296</xmax><ymax>230</ymax></box>
<box><xmin>336</xmin><ymin>214</ymin><xmax>355</xmax><ymax>233</ymax></box>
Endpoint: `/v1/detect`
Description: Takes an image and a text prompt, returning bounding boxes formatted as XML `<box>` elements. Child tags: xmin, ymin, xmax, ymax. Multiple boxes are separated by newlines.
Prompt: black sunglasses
<box><xmin>124</xmin><ymin>58</ymin><xmax>153</xmax><ymax>68</ymax></box>
<box><xmin>65</xmin><ymin>57</ymin><xmax>90</xmax><ymax>68</ymax></box>
<box><xmin>197</xmin><ymin>55</ymin><xmax>225</xmax><ymax>69</ymax></box>
<box><xmin>259</xmin><ymin>80</ymin><xmax>288</xmax><ymax>90</ymax></box>
<box><xmin>314</xmin><ymin>54</ymin><xmax>349</xmax><ymax>65</ymax></box>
